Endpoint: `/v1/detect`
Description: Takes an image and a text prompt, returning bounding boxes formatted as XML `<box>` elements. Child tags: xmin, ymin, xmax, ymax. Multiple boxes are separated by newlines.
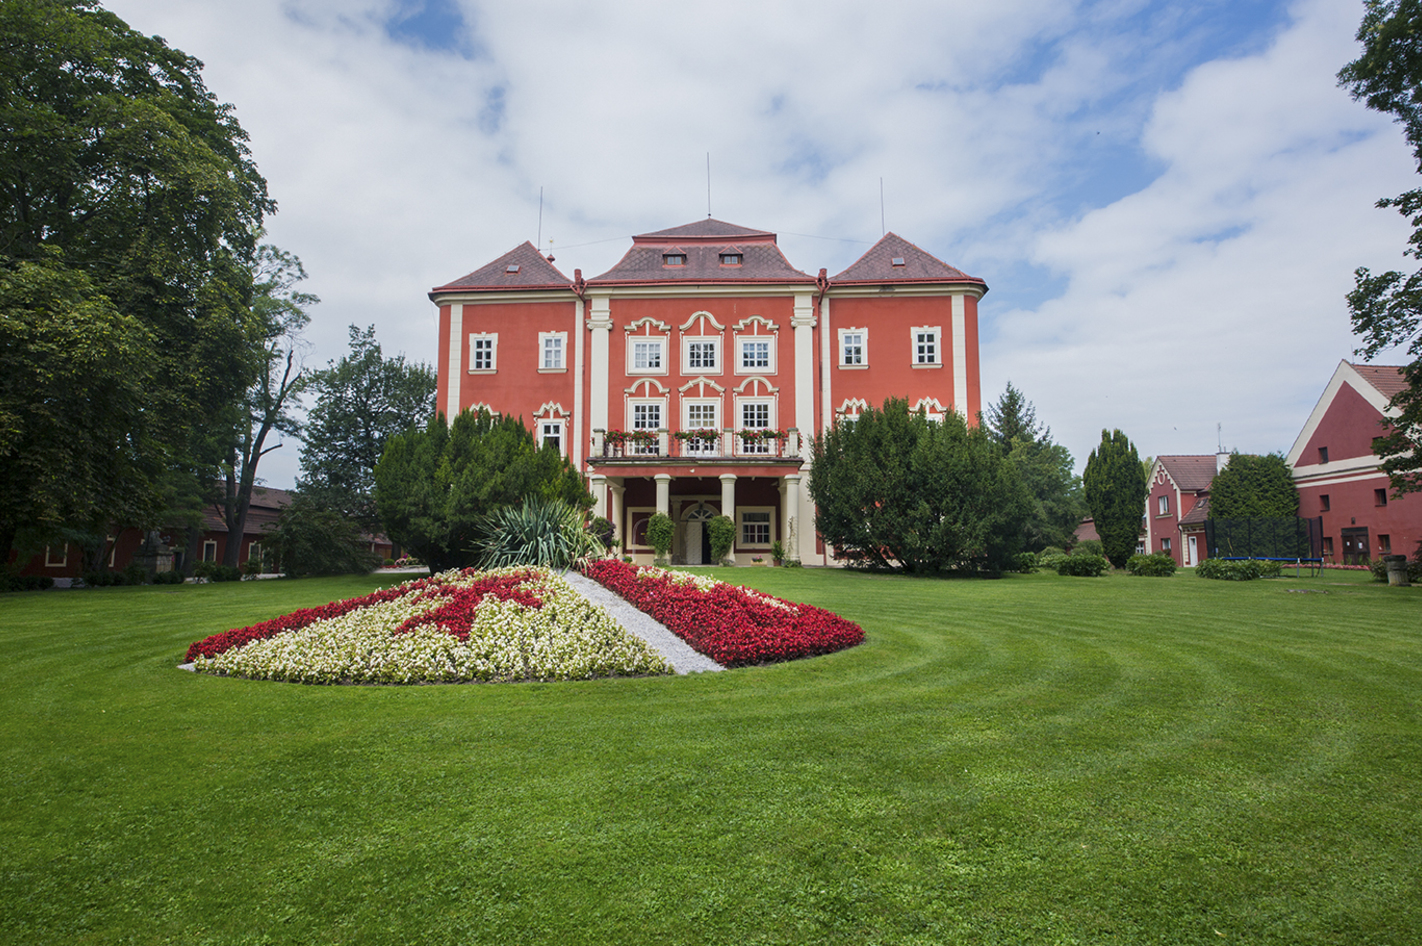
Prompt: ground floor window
<box><xmin>202</xmin><ymin>540</ymin><xmax>217</xmax><ymax>562</ymax></box>
<box><xmin>44</xmin><ymin>545</ymin><xmax>67</xmax><ymax>568</ymax></box>
<box><xmin>739</xmin><ymin>508</ymin><xmax>773</xmax><ymax>547</ymax></box>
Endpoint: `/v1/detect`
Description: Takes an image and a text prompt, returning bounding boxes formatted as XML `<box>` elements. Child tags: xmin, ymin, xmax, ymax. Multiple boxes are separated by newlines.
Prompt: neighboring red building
<box><xmin>431</xmin><ymin>219</ymin><xmax>986</xmax><ymax>565</ymax></box>
<box><xmin>1287</xmin><ymin>361</ymin><xmax>1420</xmax><ymax>564</ymax></box>
<box><xmin>1144</xmin><ymin>455</ymin><xmax>1224</xmax><ymax>566</ymax></box>
<box><xmin>8</xmin><ymin>486</ymin><xmax>395</xmax><ymax>581</ymax></box>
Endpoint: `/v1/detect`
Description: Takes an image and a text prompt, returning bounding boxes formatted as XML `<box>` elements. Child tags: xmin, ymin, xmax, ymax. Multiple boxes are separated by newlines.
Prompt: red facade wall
<box><xmin>827</xmin><ymin>295</ymin><xmax>965</xmax><ymax>419</ymax></box>
<box><xmin>1300</xmin><ymin>382</ymin><xmax>1391</xmax><ymax>463</ymax></box>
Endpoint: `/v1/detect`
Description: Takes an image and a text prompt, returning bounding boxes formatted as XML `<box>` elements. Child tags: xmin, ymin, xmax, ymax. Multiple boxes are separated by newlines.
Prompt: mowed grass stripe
<box><xmin>2</xmin><ymin>567</ymin><xmax>1420</xmax><ymax>944</ymax></box>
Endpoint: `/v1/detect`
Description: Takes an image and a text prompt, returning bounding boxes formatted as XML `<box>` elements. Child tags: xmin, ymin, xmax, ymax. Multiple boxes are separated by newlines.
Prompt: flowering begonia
<box><xmin>185</xmin><ymin>568</ymin><xmax>671</xmax><ymax>684</ymax></box>
<box><xmin>580</xmin><ymin>560</ymin><xmax>863</xmax><ymax>666</ymax></box>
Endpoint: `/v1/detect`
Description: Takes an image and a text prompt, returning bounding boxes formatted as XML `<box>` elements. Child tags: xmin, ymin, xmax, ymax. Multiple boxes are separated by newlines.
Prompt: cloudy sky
<box><xmin>106</xmin><ymin>0</ymin><xmax>1420</xmax><ymax>487</ymax></box>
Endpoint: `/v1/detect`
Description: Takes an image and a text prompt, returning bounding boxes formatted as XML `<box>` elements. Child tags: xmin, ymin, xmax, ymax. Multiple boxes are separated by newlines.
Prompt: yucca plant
<box><xmin>476</xmin><ymin>497</ymin><xmax>603</xmax><ymax>569</ymax></box>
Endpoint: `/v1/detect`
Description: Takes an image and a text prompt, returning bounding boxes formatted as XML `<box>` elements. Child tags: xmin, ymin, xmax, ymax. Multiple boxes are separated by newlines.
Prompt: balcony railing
<box><xmin>595</xmin><ymin>429</ymin><xmax>799</xmax><ymax>461</ymax></box>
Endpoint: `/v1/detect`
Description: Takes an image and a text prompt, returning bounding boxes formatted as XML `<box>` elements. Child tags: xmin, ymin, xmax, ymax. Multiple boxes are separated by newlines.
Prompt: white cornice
<box><xmin>827</xmin><ymin>285</ymin><xmax>986</xmax><ymax>300</ymax></box>
<box><xmin>431</xmin><ymin>290</ymin><xmax>574</xmax><ymax>306</ymax></box>
<box><xmin>584</xmin><ymin>284</ymin><xmax>812</xmax><ymax>300</ymax></box>
<box><xmin>679</xmin><ymin>310</ymin><xmax>726</xmax><ymax>332</ymax></box>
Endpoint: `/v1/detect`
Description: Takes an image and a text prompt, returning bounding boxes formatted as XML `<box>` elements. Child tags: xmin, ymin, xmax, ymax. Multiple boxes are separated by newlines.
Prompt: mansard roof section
<box><xmin>431</xmin><ymin>242</ymin><xmax>572</xmax><ymax>295</ymax></box>
<box><xmin>590</xmin><ymin>220</ymin><xmax>814</xmax><ymax>286</ymax></box>
<box><xmin>632</xmin><ymin>218</ymin><xmax>779</xmax><ymax>244</ymax></box>
<box><xmin>831</xmin><ymin>233</ymin><xmax>986</xmax><ymax>290</ymax></box>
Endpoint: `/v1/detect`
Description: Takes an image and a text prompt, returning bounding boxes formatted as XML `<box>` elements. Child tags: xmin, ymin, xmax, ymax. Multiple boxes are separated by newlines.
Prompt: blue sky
<box><xmin>107</xmin><ymin>0</ymin><xmax>1419</xmax><ymax>486</ymax></box>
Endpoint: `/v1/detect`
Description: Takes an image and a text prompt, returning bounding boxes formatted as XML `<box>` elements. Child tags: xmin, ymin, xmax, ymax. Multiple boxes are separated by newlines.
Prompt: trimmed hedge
<box><xmin>1126</xmin><ymin>553</ymin><xmax>1177</xmax><ymax>577</ymax></box>
<box><xmin>1056</xmin><ymin>553</ymin><xmax>1109</xmax><ymax>577</ymax></box>
<box><xmin>1195</xmin><ymin>558</ymin><xmax>1281</xmax><ymax>581</ymax></box>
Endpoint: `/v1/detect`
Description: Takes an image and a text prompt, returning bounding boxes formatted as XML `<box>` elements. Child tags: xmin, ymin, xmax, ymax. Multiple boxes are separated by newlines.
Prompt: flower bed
<box><xmin>185</xmin><ymin>567</ymin><xmax>671</xmax><ymax>684</ymax></box>
<box><xmin>580</xmin><ymin>560</ymin><xmax>863</xmax><ymax>666</ymax></box>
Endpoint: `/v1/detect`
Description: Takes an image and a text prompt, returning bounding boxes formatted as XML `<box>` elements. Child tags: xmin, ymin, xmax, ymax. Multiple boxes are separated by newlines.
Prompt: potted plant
<box><xmin>771</xmin><ymin>540</ymin><xmax>784</xmax><ymax>567</ymax></box>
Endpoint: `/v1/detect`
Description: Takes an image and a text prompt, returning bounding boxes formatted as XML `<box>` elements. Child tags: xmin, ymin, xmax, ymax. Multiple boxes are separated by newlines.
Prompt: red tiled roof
<box><xmin>831</xmin><ymin>233</ymin><xmax>985</xmax><ymax>288</ymax></box>
<box><xmin>1350</xmin><ymin>363</ymin><xmax>1408</xmax><ymax>399</ymax></box>
<box><xmin>633</xmin><ymin>218</ymin><xmax>778</xmax><ymax>243</ymax></box>
<box><xmin>1158</xmin><ymin>455</ymin><xmax>1217</xmax><ymax>492</ymax></box>
<box><xmin>590</xmin><ymin>220</ymin><xmax>813</xmax><ymax>285</ymax></box>
<box><xmin>1178</xmin><ymin>494</ymin><xmax>1210</xmax><ymax>526</ymax></box>
<box><xmin>201</xmin><ymin>486</ymin><xmax>296</xmax><ymax>534</ymax></box>
<box><xmin>432</xmin><ymin>241</ymin><xmax>572</xmax><ymax>293</ymax></box>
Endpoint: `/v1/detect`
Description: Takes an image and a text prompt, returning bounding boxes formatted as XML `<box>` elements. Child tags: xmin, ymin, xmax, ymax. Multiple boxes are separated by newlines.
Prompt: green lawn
<box><xmin>2</xmin><ymin>567</ymin><xmax>1418</xmax><ymax>945</ymax></box>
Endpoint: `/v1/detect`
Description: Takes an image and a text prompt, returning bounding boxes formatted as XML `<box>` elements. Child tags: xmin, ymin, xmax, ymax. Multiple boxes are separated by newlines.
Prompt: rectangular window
<box><xmin>1161</xmin><ymin>537</ymin><xmax>1172</xmax><ymax>553</ymax></box>
<box><xmin>1320</xmin><ymin>493</ymin><xmax>1330</xmax><ymax>512</ymax></box>
<box><xmin>202</xmin><ymin>540</ymin><xmax>217</xmax><ymax>562</ymax></box>
<box><xmin>684</xmin><ymin>403</ymin><xmax>718</xmax><ymax>455</ymax></box>
<box><xmin>541</xmin><ymin>335</ymin><xmax>564</xmax><ymax>370</ymax></box>
<box><xmin>632</xmin><ymin>339</ymin><xmax>664</xmax><ymax>371</ymax></box>
<box><xmin>913</xmin><ymin>328</ymin><xmax>941</xmax><ymax>365</ymax></box>
<box><xmin>469</xmin><ymin>335</ymin><xmax>497</xmax><ymax>372</ymax></box>
<box><xmin>842</xmin><ymin>331</ymin><xmax>864</xmax><ymax>366</ymax></box>
<box><xmin>1380</xmin><ymin>534</ymin><xmax>1392</xmax><ymax>553</ymax></box>
<box><xmin>44</xmin><ymin>544</ymin><xmax>68</xmax><ymax>568</ymax></box>
<box><xmin>739</xmin><ymin>339</ymin><xmax>771</xmax><ymax>370</ymax></box>
<box><xmin>1322</xmin><ymin>536</ymin><xmax>1334</xmax><ymax>556</ymax></box>
<box><xmin>1318</xmin><ymin>446</ymin><xmax>1329</xmax><ymax>464</ymax></box>
<box><xmin>1376</xmin><ymin>488</ymin><xmax>1389</xmax><ymax>506</ymax></box>
<box><xmin>687</xmin><ymin>340</ymin><xmax>717</xmax><ymax>371</ymax></box>
<box><xmin>1157</xmin><ymin>495</ymin><xmax>1169</xmax><ymax>515</ymax></box>
<box><xmin>248</xmin><ymin>542</ymin><xmax>261</xmax><ymax>568</ymax></box>
<box><xmin>632</xmin><ymin>403</ymin><xmax>661</xmax><ymax>455</ymax></box>
<box><xmin>741</xmin><ymin>511</ymin><xmax>771</xmax><ymax>546</ymax></box>
<box><xmin>540</xmin><ymin>421</ymin><xmax>563</xmax><ymax>455</ymax></box>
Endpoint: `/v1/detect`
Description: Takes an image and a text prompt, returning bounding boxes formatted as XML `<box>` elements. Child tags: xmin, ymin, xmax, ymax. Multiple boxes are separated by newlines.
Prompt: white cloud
<box><xmin>102</xmin><ymin>0</ymin><xmax>1418</xmax><ymax>486</ymax></box>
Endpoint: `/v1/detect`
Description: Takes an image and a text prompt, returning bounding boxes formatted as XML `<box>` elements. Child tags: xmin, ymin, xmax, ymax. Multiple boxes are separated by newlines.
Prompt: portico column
<box><xmin>609</xmin><ymin>480</ymin><xmax>625</xmax><ymax>548</ymax></box>
<box><xmin>783</xmin><ymin>474</ymin><xmax>801</xmax><ymax>563</ymax></box>
<box><xmin>654</xmin><ymin>474</ymin><xmax>671</xmax><ymax>515</ymax></box>
<box><xmin>719</xmin><ymin>474</ymin><xmax>737</xmax><ymax>563</ymax></box>
<box><xmin>590</xmin><ymin>473</ymin><xmax>608</xmax><ymax>519</ymax></box>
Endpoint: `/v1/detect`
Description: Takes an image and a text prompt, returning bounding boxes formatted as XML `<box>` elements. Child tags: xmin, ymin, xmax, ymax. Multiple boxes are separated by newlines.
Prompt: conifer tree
<box><xmin>1083</xmin><ymin>429</ymin><xmax>1147</xmax><ymax>568</ymax></box>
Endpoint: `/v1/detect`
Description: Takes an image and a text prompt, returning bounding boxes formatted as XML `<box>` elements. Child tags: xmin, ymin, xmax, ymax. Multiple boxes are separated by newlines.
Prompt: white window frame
<box><xmin>45</xmin><ymin>544</ymin><xmax>68</xmax><ymax>568</ymax></box>
<box><xmin>627</xmin><ymin>507</ymin><xmax>658</xmax><ymax>550</ymax></box>
<box><xmin>735</xmin><ymin>336</ymin><xmax>775</xmax><ymax>375</ymax></box>
<box><xmin>202</xmin><ymin>539</ymin><xmax>218</xmax><ymax>563</ymax></box>
<box><xmin>1157</xmin><ymin>495</ymin><xmax>1169</xmax><ymax>515</ymax></box>
<box><xmin>468</xmin><ymin>333</ymin><xmax>498</xmax><ymax>373</ymax></box>
<box><xmin>538</xmin><ymin>419</ymin><xmax>566</xmax><ymax>457</ymax></box>
<box><xmin>838</xmin><ymin>327</ymin><xmax>868</xmax><ymax>368</ymax></box>
<box><xmin>248</xmin><ymin>541</ymin><xmax>262</xmax><ymax>567</ymax></box>
<box><xmin>628</xmin><ymin>398</ymin><xmax>666</xmax><ymax>455</ymax></box>
<box><xmin>682</xmin><ymin>400</ymin><xmax>721</xmax><ymax>456</ymax></box>
<box><xmin>627</xmin><ymin>336</ymin><xmax>668</xmax><ymax>375</ymax></box>
<box><xmin>538</xmin><ymin>332</ymin><xmax>567</xmax><ymax>372</ymax></box>
<box><xmin>682</xmin><ymin>336</ymin><xmax>722</xmax><ymax>375</ymax></box>
<box><xmin>910</xmin><ymin>326</ymin><xmax>942</xmax><ymax>367</ymax></box>
<box><xmin>738</xmin><ymin>507</ymin><xmax>775</xmax><ymax>549</ymax></box>
<box><xmin>736</xmin><ymin>398</ymin><xmax>775</xmax><ymax>455</ymax></box>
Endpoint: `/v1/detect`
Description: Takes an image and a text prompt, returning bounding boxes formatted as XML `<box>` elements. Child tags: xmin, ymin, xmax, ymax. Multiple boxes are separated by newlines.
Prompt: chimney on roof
<box><xmin>1216</xmin><ymin>451</ymin><xmax>1230</xmax><ymax>474</ymax></box>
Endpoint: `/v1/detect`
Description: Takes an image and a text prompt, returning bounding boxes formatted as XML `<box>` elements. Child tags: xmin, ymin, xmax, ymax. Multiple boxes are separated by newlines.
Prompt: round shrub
<box><xmin>1056</xmin><ymin>553</ymin><xmax>1109</xmax><ymax>577</ymax></box>
<box><xmin>1126</xmin><ymin>553</ymin><xmax>1177</xmax><ymax>577</ymax></box>
<box><xmin>1073</xmin><ymin>539</ymin><xmax>1105</xmax><ymax>557</ymax></box>
<box><xmin>1195</xmin><ymin>558</ymin><xmax>1280</xmax><ymax>581</ymax></box>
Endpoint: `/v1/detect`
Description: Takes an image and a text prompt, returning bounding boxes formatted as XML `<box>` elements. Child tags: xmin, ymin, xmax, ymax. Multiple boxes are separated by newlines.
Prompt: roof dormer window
<box><xmin>663</xmin><ymin>253</ymin><xmax>686</xmax><ymax>267</ymax></box>
<box><xmin>891</xmin><ymin>257</ymin><xmax>906</xmax><ymax>267</ymax></box>
<box><xmin>720</xmin><ymin>253</ymin><xmax>742</xmax><ymax>266</ymax></box>
<box><xmin>505</xmin><ymin>264</ymin><xmax>520</xmax><ymax>273</ymax></box>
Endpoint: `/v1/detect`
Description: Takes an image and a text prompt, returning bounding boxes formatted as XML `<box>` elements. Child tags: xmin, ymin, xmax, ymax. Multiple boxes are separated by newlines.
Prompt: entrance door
<box><xmin>682</xmin><ymin>504</ymin><xmax>717</xmax><ymax>565</ymax></box>
<box><xmin>1187</xmin><ymin>535</ymin><xmax>1197</xmax><ymax>566</ymax></box>
<box><xmin>1341</xmin><ymin>527</ymin><xmax>1370</xmax><ymax>565</ymax></box>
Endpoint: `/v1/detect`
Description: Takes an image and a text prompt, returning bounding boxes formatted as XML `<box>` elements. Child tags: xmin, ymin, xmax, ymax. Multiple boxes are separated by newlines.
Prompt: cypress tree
<box><xmin>1083</xmin><ymin>429</ymin><xmax>1147</xmax><ymax>568</ymax></box>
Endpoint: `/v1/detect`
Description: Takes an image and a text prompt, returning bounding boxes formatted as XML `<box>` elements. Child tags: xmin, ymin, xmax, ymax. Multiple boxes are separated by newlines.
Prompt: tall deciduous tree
<box><xmin>0</xmin><ymin>0</ymin><xmax>274</xmax><ymax>564</ymax></box>
<box><xmin>984</xmin><ymin>383</ymin><xmax>1086</xmax><ymax>551</ymax></box>
<box><xmin>809</xmin><ymin>398</ymin><xmax>1031</xmax><ymax>574</ymax></box>
<box><xmin>1339</xmin><ymin>0</ymin><xmax>1422</xmax><ymax>494</ymax></box>
<box><xmin>1083</xmin><ymin>429</ymin><xmax>1147</xmax><ymax>568</ymax></box>
<box><xmin>374</xmin><ymin>409</ymin><xmax>591</xmax><ymax>573</ymax></box>
<box><xmin>215</xmin><ymin>244</ymin><xmax>314</xmax><ymax>568</ymax></box>
<box><xmin>298</xmin><ymin>325</ymin><xmax>436</xmax><ymax>527</ymax></box>
<box><xmin>1207</xmin><ymin>453</ymin><xmax>1299</xmax><ymax>520</ymax></box>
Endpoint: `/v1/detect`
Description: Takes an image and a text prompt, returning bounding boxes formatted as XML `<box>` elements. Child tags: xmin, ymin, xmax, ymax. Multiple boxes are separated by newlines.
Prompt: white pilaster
<box><xmin>819</xmin><ymin>294</ymin><xmax>833</xmax><ymax>432</ymax></box>
<box><xmin>952</xmin><ymin>293</ymin><xmax>968</xmax><ymax>417</ymax></box>
<box><xmin>654</xmin><ymin>474</ymin><xmax>671</xmax><ymax>515</ymax></box>
<box><xmin>784</xmin><ymin>473</ymin><xmax>802</xmax><ymax>563</ymax></box>
<box><xmin>573</xmin><ymin>297</ymin><xmax>585</xmax><ymax>471</ymax></box>
<box><xmin>793</xmin><ymin>293</ymin><xmax>817</xmax><ymax>455</ymax></box>
<box><xmin>588</xmin><ymin>294</ymin><xmax>612</xmax><ymax>435</ymax></box>
<box><xmin>609</xmin><ymin>481</ymin><xmax>625</xmax><ymax>545</ymax></box>
<box><xmin>446</xmin><ymin>303</ymin><xmax>464</xmax><ymax>421</ymax></box>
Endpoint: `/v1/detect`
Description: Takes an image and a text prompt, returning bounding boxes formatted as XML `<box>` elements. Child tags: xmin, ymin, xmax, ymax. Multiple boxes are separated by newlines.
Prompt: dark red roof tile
<box><xmin>433</xmin><ymin>242</ymin><xmax>572</xmax><ymax>293</ymax></box>
<box><xmin>831</xmin><ymin>233</ymin><xmax>985</xmax><ymax>287</ymax></box>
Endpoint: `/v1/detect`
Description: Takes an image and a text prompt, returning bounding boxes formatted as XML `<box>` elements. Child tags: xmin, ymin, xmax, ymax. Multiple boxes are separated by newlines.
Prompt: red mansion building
<box><xmin>431</xmin><ymin>219</ymin><xmax>985</xmax><ymax>566</ymax></box>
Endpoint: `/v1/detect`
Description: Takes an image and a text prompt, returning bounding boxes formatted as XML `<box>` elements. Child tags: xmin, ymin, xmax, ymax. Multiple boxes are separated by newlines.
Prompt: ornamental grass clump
<box><xmin>581</xmin><ymin>559</ymin><xmax>863</xmax><ymax>666</ymax></box>
<box><xmin>476</xmin><ymin>496</ymin><xmax>604</xmax><ymax>569</ymax></box>
<box><xmin>185</xmin><ymin>567</ymin><xmax>670</xmax><ymax>684</ymax></box>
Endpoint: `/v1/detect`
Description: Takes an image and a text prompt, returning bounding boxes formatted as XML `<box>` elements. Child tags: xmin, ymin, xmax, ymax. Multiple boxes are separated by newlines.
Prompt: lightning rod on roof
<box><xmin>880</xmin><ymin>178</ymin><xmax>886</xmax><ymax>237</ymax></box>
<box><xmin>537</xmin><ymin>186</ymin><xmax>543</xmax><ymax>249</ymax></box>
<box><xmin>707</xmin><ymin>153</ymin><xmax>712</xmax><ymax>218</ymax></box>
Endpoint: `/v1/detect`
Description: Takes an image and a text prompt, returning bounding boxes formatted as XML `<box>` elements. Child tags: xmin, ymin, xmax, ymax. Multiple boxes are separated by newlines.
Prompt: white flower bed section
<box><xmin>193</xmin><ymin>568</ymin><xmax>671</xmax><ymax>684</ymax></box>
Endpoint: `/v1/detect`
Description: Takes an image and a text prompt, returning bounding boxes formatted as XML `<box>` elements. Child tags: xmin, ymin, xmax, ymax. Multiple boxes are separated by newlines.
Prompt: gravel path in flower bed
<box><xmin>560</xmin><ymin>571</ymin><xmax>723</xmax><ymax>675</ymax></box>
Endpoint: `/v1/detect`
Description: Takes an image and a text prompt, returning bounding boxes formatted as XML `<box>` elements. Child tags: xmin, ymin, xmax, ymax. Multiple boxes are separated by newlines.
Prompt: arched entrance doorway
<box><xmin>681</xmin><ymin>503</ymin><xmax>717</xmax><ymax>565</ymax></box>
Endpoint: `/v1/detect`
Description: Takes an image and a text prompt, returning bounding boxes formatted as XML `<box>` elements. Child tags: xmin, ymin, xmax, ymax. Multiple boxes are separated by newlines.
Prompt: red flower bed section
<box><xmin>184</xmin><ymin>569</ymin><xmax>544</xmax><ymax>662</ymax></box>
<box><xmin>581</xmin><ymin>560</ymin><xmax>863</xmax><ymax>666</ymax></box>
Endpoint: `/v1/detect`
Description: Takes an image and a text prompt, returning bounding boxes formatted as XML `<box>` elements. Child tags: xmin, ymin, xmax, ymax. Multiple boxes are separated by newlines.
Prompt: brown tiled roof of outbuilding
<box><xmin>831</xmin><ymin>233</ymin><xmax>986</xmax><ymax>288</ymax></box>
<box><xmin>1178</xmin><ymin>494</ymin><xmax>1210</xmax><ymax>526</ymax></box>
<box><xmin>1350</xmin><ymin>363</ymin><xmax>1408</xmax><ymax>399</ymax></box>
<box><xmin>432</xmin><ymin>242</ymin><xmax>572</xmax><ymax>293</ymax></box>
<box><xmin>1158</xmin><ymin>455</ymin><xmax>1218</xmax><ymax>493</ymax></box>
<box><xmin>590</xmin><ymin>219</ymin><xmax>814</xmax><ymax>285</ymax></box>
